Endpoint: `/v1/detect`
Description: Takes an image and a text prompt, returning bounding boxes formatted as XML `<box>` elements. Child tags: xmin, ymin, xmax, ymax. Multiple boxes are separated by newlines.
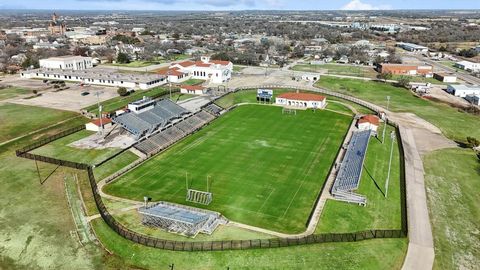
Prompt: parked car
<box><xmin>81</xmin><ymin>91</ymin><xmax>90</xmax><ymax>96</ymax></box>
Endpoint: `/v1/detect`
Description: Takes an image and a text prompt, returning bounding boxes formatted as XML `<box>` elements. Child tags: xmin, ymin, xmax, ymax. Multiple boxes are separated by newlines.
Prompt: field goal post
<box><xmin>186</xmin><ymin>189</ymin><xmax>212</xmax><ymax>205</ymax></box>
<box><xmin>185</xmin><ymin>173</ymin><xmax>213</xmax><ymax>205</ymax></box>
<box><xmin>282</xmin><ymin>107</ymin><xmax>297</xmax><ymax>115</ymax></box>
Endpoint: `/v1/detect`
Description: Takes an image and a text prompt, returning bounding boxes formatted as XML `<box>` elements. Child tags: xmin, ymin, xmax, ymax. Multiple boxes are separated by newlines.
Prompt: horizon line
<box><xmin>1</xmin><ymin>8</ymin><xmax>480</xmax><ymax>12</ymax></box>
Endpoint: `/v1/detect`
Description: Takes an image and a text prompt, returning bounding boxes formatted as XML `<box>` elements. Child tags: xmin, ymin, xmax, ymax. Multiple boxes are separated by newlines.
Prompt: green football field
<box><xmin>105</xmin><ymin>104</ymin><xmax>352</xmax><ymax>233</ymax></box>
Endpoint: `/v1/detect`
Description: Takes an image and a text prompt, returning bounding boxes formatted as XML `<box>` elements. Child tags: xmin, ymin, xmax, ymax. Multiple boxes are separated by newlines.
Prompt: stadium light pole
<box><xmin>385</xmin><ymin>131</ymin><xmax>396</xmax><ymax>198</ymax></box>
<box><xmin>382</xmin><ymin>95</ymin><xmax>391</xmax><ymax>144</ymax></box>
<box><xmin>95</xmin><ymin>91</ymin><xmax>104</xmax><ymax>135</ymax></box>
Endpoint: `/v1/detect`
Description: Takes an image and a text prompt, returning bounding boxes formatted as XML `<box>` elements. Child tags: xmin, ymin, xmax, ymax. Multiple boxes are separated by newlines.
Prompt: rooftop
<box><xmin>90</xmin><ymin>118</ymin><xmax>112</xmax><ymax>127</ymax></box>
<box><xmin>358</xmin><ymin>115</ymin><xmax>380</xmax><ymax>126</ymax></box>
<box><xmin>41</xmin><ymin>55</ymin><xmax>92</xmax><ymax>61</ymax></box>
<box><xmin>181</xmin><ymin>85</ymin><xmax>205</xmax><ymax>90</ymax></box>
<box><xmin>23</xmin><ymin>68</ymin><xmax>166</xmax><ymax>83</ymax></box>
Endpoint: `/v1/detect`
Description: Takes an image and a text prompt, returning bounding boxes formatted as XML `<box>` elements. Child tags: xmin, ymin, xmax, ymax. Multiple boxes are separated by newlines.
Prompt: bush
<box><xmin>466</xmin><ymin>137</ymin><xmax>480</xmax><ymax>148</ymax></box>
<box><xmin>117</xmin><ymin>87</ymin><xmax>128</xmax><ymax>96</ymax></box>
<box><xmin>116</xmin><ymin>52</ymin><xmax>130</xmax><ymax>64</ymax></box>
<box><xmin>397</xmin><ymin>76</ymin><xmax>411</xmax><ymax>88</ymax></box>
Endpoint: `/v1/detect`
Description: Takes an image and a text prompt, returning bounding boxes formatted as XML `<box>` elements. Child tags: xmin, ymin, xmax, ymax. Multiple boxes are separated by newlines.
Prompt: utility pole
<box><xmin>385</xmin><ymin>131</ymin><xmax>396</xmax><ymax>198</ymax></box>
<box><xmin>382</xmin><ymin>95</ymin><xmax>391</xmax><ymax>144</ymax></box>
<box><xmin>167</xmin><ymin>70</ymin><xmax>172</xmax><ymax>99</ymax></box>
<box><xmin>95</xmin><ymin>91</ymin><xmax>104</xmax><ymax>135</ymax></box>
<box><xmin>207</xmin><ymin>175</ymin><xmax>211</xmax><ymax>193</ymax></box>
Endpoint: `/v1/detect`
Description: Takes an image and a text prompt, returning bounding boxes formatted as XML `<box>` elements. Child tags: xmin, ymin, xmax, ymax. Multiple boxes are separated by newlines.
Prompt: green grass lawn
<box><xmin>292</xmin><ymin>64</ymin><xmax>377</xmax><ymax>78</ymax></box>
<box><xmin>84</xmin><ymin>87</ymin><xmax>169</xmax><ymax>114</ymax></box>
<box><xmin>423</xmin><ymin>148</ymin><xmax>480</xmax><ymax>270</ymax></box>
<box><xmin>438</xmin><ymin>60</ymin><xmax>464</xmax><ymax>72</ymax></box>
<box><xmin>317</xmin><ymin>124</ymin><xmax>402</xmax><ymax>232</ymax></box>
<box><xmin>105</xmin><ymin>105</ymin><xmax>351</xmax><ymax>233</ymax></box>
<box><xmin>92</xmin><ymin>218</ymin><xmax>407</xmax><ymax>270</ymax></box>
<box><xmin>181</xmin><ymin>78</ymin><xmax>205</xmax><ymax>85</ymax></box>
<box><xmin>0</xmin><ymin>86</ymin><xmax>31</xmax><ymax>101</ymax></box>
<box><xmin>31</xmin><ymin>130</ymin><xmax>122</xmax><ymax>165</ymax></box>
<box><xmin>169</xmin><ymin>93</ymin><xmax>196</xmax><ymax>102</ymax></box>
<box><xmin>0</xmin><ymin>115</ymin><xmax>104</xmax><ymax>269</ymax></box>
<box><xmin>390</xmin><ymin>75</ymin><xmax>454</xmax><ymax>85</ymax></box>
<box><xmin>93</xmin><ymin>150</ymin><xmax>139</xmax><ymax>181</ymax></box>
<box><xmin>0</xmin><ymin>103</ymin><xmax>81</xmax><ymax>144</ymax></box>
<box><xmin>325</xmin><ymin>101</ymin><xmax>355</xmax><ymax>115</ymax></box>
<box><xmin>316</xmin><ymin>77</ymin><xmax>480</xmax><ymax>142</ymax></box>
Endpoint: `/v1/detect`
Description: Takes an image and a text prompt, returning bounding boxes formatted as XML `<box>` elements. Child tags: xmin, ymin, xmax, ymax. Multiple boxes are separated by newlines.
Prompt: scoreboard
<box><xmin>257</xmin><ymin>89</ymin><xmax>273</xmax><ymax>103</ymax></box>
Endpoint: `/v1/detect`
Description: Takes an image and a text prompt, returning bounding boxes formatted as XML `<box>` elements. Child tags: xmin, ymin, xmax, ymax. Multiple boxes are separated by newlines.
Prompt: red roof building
<box><xmin>85</xmin><ymin>118</ymin><xmax>112</xmax><ymax>131</ymax></box>
<box><xmin>275</xmin><ymin>92</ymin><xmax>326</xmax><ymax>109</ymax></box>
<box><xmin>357</xmin><ymin>114</ymin><xmax>380</xmax><ymax>132</ymax></box>
<box><xmin>358</xmin><ymin>115</ymin><xmax>380</xmax><ymax>126</ymax></box>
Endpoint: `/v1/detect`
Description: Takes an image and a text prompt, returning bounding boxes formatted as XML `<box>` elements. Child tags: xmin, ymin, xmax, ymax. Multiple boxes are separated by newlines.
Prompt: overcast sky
<box><xmin>0</xmin><ymin>0</ymin><xmax>479</xmax><ymax>11</ymax></box>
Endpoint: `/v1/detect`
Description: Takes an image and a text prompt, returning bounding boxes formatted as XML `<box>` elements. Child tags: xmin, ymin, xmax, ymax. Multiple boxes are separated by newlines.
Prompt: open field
<box><xmin>93</xmin><ymin>150</ymin><xmax>140</xmax><ymax>181</ymax></box>
<box><xmin>291</xmin><ymin>64</ymin><xmax>377</xmax><ymax>78</ymax></box>
<box><xmin>390</xmin><ymin>75</ymin><xmax>456</xmax><ymax>85</ymax></box>
<box><xmin>0</xmin><ymin>103</ymin><xmax>81</xmax><ymax>144</ymax></box>
<box><xmin>423</xmin><ymin>148</ymin><xmax>480</xmax><ymax>270</ymax></box>
<box><xmin>83</xmin><ymin>86</ymin><xmax>169</xmax><ymax>114</ymax></box>
<box><xmin>31</xmin><ymin>130</ymin><xmax>122</xmax><ymax>165</ymax></box>
<box><xmin>0</xmin><ymin>113</ymin><xmax>103</xmax><ymax>269</ymax></box>
<box><xmin>0</xmin><ymin>87</ymin><xmax>31</xmax><ymax>101</ymax></box>
<box><xmin>317</xmin><ymin>124</ymin><xmax>402</xmax><ymax>233</ymax></box>
<box><xmin>92</xmin><ymin>218</ymin><xmax>407</xmax><ymax>270</ymax></box>
<box><xmin>105</xmin><ymin>105</ymin><xmax>351</xmax><ymax>233</ymax></box>
<box><xmin>316</xmin><ymin>77</ymin><xmax>480</xmax><ymax>141</ymax></box>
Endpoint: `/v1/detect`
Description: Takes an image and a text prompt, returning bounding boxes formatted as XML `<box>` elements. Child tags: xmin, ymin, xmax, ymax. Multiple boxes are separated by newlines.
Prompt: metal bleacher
<box><xmin>196</xmin><ymin>110</ymin><xmax>215</xmax><ymax>122</ymax></box>
<box><xmin>133</xmin><ymin>109</ymin><xmax>216</xmax><ymax>156</ymax></box>
<box><xmin>204</xmin><ymin>103</ymin><xmax>223</xmax><ymax>115</ymax></box>
<box><xmin>139</xmin><ymin>201</ymin><xmax>226</xmax><ymax>237</ymax></box>
<box><xmin>331</xmin><ymin>130</ymin><xmax>371</xmax><ymax>205</ymax></box>
<box><xmin>113</xmin><ymin>99</ymin><xmax>189</xmax><ymax>139</ymax></box>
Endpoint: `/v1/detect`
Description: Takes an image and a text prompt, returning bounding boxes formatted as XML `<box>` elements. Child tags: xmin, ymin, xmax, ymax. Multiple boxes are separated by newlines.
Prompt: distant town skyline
<box><xmin>0</xmin><ymin>0</ymin><xmax>480</xmax><ymax>11</ymax></box>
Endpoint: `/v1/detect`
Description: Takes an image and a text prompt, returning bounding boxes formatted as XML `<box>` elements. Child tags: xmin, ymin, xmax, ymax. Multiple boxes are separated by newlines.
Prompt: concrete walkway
<box><xmin>399</xmin><ymin>127</ymin><xmax>435</xmax><ymax>270</ymax></box>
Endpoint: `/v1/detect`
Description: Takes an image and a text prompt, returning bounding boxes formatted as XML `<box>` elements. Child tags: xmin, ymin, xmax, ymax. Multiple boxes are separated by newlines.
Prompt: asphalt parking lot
<box><xmin>9</xmin><ymin>83</ymin><xmax>119</xmax><ymax>112</ymax></box>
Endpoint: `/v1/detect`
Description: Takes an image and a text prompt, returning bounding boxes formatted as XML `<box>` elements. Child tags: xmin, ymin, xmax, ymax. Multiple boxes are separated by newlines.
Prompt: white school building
<box><xmin>159</xmin><ymin>56</ymin><xmax>233</xmax><ymax>84</ymax></box>
<box><xmin>39</xmin><ymin>56</ymin><xmax>93</xmax><ymax>70</ymax></box>
<box><xmin>21</xmin><ymin>68</ymin><xmax>167</xmax><ymax>90</ymax></box>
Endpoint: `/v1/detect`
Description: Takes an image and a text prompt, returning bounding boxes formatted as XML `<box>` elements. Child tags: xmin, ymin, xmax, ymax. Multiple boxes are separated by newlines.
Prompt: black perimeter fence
<box><xmin>15</xmin><ymin>86</ymin><xmax>408</xmax><ymax>251</ymax></box>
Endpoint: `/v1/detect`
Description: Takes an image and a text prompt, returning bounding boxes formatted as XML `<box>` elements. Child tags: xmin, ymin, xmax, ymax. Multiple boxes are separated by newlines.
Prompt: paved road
<box><xmin>414</xmin><ymin>56</ymin><xmax>480</xmax><ymax>85</ymax></box>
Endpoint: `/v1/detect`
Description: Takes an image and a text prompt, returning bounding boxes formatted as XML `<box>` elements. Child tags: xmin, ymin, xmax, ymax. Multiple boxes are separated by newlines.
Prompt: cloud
<box><xmin>76</xmin><ymin>0</ymin><xmax>256</xmax><ymax>7</ymax></box>
<box><xmin>341</xmin><ymin>0</ymin><xmax>391</xmax><ymax>10</ymax></box>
